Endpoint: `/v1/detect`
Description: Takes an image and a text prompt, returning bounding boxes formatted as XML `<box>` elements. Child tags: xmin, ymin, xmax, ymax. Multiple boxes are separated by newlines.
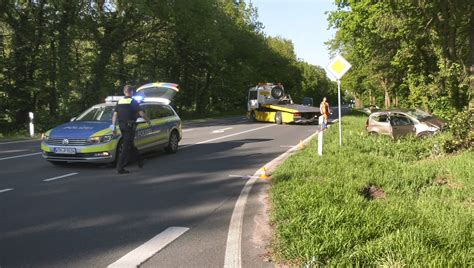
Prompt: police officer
<box><xmin>111</xmin><ymin>85</ymin><xmax>150</xmax><ymax>174</ymax></box>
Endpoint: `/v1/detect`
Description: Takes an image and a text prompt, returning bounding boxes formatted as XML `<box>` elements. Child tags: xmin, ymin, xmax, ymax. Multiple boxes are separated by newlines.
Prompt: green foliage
<box><xmin>444</xmin><ymin>110</ymin><xmax>474</xmax><ymax>153</ymax></box>
<box><xmin>328</xmin><ymin>0</ymin><xmax>473</xmax><ymax>114</ymax></box>
<box><xmin>0</xmin><ymin>0</ymin><xmax>335</xmax><ymax>134</ymax></box>
<box><xmin>270</xmin><ymin>112</ymin><xmax>473</xmax><ymax>266</ymax></box>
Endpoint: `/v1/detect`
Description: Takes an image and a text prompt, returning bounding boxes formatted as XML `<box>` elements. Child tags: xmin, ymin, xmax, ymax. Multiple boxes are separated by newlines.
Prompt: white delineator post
<box><xmin>318</xmin><ymin>116</ymin><xmax>323</xmax><ymax>156</ymax></box>
<box><xmin>28</xmin><ymin>112</ymin><xmax>34</xmax><ymax>138</ymax></box>
<box><xmin>337</xmin><ymin>80</ymin><xmax>342</xmax><ymax>146</ymax></box>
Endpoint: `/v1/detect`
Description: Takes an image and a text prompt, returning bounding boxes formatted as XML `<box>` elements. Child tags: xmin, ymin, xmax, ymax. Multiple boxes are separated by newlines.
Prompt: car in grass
<box><xmin>365</xmin><ymin>109</ymin><xmax>446</xmax><ymax>138</ymax></box>
<box><xmin>41</xmin><ymin>82</ymin><xmax>182</xmax><ymax>165</ymax></box>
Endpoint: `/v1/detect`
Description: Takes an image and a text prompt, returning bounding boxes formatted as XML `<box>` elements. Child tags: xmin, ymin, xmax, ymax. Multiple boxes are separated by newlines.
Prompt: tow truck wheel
<box><xmin>275</xmin><ymin>111</ymin><xmax>283</xmax><ymax>124</ymax></box>
<box><xmin>250</xmin><ymin>111</ymin><xmax>257</xmax><ymax>122</ymax></box>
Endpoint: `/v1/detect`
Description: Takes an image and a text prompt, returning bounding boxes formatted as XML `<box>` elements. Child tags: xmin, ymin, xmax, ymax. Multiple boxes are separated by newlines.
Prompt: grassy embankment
<box><xmin>271</xmin><ymin>111</ymin><xmax>473</xmax><ymax>266</ymax></box>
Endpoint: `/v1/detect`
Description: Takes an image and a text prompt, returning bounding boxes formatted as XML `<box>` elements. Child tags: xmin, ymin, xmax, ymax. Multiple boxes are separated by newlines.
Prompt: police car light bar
<box><xmin>105</xmin><ymin>96</ymin><xmax>124</xmax><ymax>102</ymax></box>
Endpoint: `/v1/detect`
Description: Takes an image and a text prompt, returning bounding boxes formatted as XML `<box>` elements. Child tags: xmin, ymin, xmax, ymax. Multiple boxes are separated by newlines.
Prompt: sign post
<box><xmin>326</xmin><ymin>54</ymin><xmax>352</xmax><ymax>146</ymax></box>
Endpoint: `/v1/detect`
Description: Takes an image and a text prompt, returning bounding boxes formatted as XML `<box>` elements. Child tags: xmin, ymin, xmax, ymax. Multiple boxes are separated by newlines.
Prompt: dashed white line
<box><xmin>43</xmin><ymin>173</ymin><xmax>78</xmax><ymax>182</ymax></box>
<box><xmin>212</xmin><ymin>127</ymin><xmax>233</xmax><ymax>134</ymax></box>
<box><xmin>183</xmin><ymin>129</ymin><xmax>195</xmax><ymax>133</ymax></box>
<box><xmin>0</xmin><ymin>152</ymin><xmax>42</xmax><ymax>161</ymax></box>
<box><xmin>0</xmin><ymin>188</ymin><xmax>14</xmax><ymax>194</ymax></box>
<box><xmin>108</xmin><ymin>226</ymin><xmax>189</xmax><ymax>268</ymax></box>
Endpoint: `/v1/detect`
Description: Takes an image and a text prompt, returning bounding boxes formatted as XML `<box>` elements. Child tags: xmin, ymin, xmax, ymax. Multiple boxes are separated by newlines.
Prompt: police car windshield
<box><xmin>76</xmin><ymin>106</ymin><xmax>115</xmax><ymax>121</ymax></box>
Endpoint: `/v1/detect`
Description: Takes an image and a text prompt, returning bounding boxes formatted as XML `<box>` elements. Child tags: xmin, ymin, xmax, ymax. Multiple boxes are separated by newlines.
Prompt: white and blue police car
<box><xmin>41</xmin><ymin>83</ymin><xmax>182</xmax><ymax>165</ymax></box>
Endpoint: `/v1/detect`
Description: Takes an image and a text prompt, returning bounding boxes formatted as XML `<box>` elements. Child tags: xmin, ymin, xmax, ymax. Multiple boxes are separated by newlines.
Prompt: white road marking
<box><xmin>280</xmin><ymin>145</ymin><xmax>294</xmax><ymax>148</ymax></box>
<box><xmin>224</xmin><ymin>129</ymin><xmax>320</xmax><ymax>268</ymax></box>
<box><xmin>0</xmin><ymin>139</ymin><xmax>40</xmax><ymax>145</ymax></box>
<box><xmin>0</xmin><ymin>152</ymin><xmax>42</xmax><ymax>161</ymax></box>
<box><xmin>43</xmin><ymin>173</ymin><xmax>78</xmax><ymax>182</ymax></box>
<box><xmin>0</xmin><ymin>149</ymin><xmax>29</xmax><ymax>154</ymax></box>
<box><xmin>212</xmin><ymin>127</ymin><xmax>233</xmax><ymax>134</ymax></box>
<box><xmin>108</xmin><ymin>226</ymin><xmax>189</xmax><ymax>268</ymax></box>
<box><xmin>193</xmin><ymin>124</ymin><xmax>275</xmax><ymax>146</ymax></box>
<box><xmin>183</xmin><ymin>129</ymin><xmax>195</xmax><ymax>133</ymax></box>
<box><xmin>0</xmin><ymin>188</ymin><xmax>14</xmax><ymax>194</ymax></box>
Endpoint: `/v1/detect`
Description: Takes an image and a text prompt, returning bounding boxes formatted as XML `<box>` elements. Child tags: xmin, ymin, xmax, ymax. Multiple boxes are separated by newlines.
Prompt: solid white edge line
<box><xmin>223</xmin><ymin>129</ymin><xmax>320</xmax><ymax>268</ymax></box>
<box><xmin>0</xmin><ymin>139</ymin><xmax>40</xmax><ymax>145</ymax></box>
<box><xmin>108</xmin><ymin>226</ymin><xmax>189</xmax><ymax>268</ymax></box>
<box><xmin>43</xmin><ymin>172</ymin><xmax>78</xmax><ymax>182</ymax></box>
<box><xmin>0</xmin><ymin>188</ymin><xmax>14</xmax><ymax>194</ymax></box>
<box><xmin>0</xmin><ymin>152</ymin><xmax>42</xmax><ymax>161</ymax></box>
<box><xmin>182</xmin><ymin>129</ymin><xmax>195</xmax><ymax>133</ymax></box>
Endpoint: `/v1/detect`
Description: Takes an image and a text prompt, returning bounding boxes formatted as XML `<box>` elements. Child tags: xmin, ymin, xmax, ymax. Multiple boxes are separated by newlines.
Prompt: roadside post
<box><xmin>318</xmin><ymin>116</ymin><xmax>323</xmax><ymax>156</ymax></box>
<box><xmin>28</xmin><ymin>112</ymin><xmax>34</xmax><ymax>138</ymax></box>
<box><xmin>326</xmin><ymin>54</ymin><xmax>352</xmax><ymax>146</ymax></box>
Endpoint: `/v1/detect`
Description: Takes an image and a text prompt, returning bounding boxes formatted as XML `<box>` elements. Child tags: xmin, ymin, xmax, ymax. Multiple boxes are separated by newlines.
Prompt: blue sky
<box><xmin>250</xmin><ymin>0</ymin><xmax>337</xmax><ymax>69</ymax></box>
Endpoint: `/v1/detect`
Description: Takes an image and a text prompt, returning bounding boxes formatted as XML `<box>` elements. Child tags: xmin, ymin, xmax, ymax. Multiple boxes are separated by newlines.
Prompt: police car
<box><xmin>41</xmin><ymin>83</ymin><xmax>182</xmax><ymax>165</ymax></box>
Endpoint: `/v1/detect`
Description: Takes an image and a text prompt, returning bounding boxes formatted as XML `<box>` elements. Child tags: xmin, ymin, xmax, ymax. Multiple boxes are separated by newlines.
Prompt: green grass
<box><xmin>270</xmin><ymin>111</ymin><xmax>473</xmax><ymax>266</ymax></box>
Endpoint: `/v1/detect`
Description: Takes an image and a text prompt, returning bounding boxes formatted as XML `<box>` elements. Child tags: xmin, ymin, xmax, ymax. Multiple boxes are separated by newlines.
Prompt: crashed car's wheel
<box><xmin>271</xmin><ymin>86</ymin><xmax>284</xmax><ymax>99</ymax></box>
<box><xmin>275</xmin><ymin>111</ymin><xmax>283</xmax><ymax>124</ymax></box>
<box><xmin>165</xmin><ymin>130</ymin><xmax>179</xmax><ymax>154</ymax></box>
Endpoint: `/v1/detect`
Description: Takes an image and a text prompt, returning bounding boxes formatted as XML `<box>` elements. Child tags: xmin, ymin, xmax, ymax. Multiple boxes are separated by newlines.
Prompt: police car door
<box><xmin>134</xmin><ymin>104</ymin><xmax>160</xmax><ymax>150</ymax></box>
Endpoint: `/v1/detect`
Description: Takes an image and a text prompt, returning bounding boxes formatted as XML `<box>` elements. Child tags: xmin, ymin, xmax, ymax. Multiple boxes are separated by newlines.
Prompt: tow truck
<box><xmin>247</xmin><ymin>83</ymin><xmax>320</xmax><ymax>124</ymax></box>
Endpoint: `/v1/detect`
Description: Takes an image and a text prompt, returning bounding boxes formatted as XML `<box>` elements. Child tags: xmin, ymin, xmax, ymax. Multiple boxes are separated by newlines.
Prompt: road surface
<box><xmin>0</xmin><ymin>108</ymin><xmax>349</xmax><ymax>267</ymax></box>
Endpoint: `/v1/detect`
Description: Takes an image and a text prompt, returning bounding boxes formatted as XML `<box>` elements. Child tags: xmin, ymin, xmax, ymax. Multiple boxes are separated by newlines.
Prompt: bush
<box><xmin>444</xmin><ymin>110</ymin><xmax>474</xmax><ymax>153</ymax></box>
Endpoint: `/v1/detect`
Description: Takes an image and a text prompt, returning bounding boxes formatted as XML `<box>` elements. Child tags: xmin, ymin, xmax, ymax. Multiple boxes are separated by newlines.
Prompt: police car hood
<box><xmin>50</xmin><ymin>121</ymin><xmax>111</xmax><ymax>138</ymax></box>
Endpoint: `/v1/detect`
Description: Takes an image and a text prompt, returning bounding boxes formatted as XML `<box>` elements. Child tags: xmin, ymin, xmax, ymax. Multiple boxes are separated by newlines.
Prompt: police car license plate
<box><xmin>54</xmin><ymin>147</ymin><xmax>76</xmax><ymax>154</ymax></box>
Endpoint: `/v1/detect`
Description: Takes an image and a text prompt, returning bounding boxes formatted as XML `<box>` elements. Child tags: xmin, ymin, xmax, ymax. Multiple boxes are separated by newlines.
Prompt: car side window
<box><xmin>372</xmin><ymin>114</ymin><xmax>389</xmax><ymax>123</ymax></box>
<box><xmin>142</xmin><ymin>105</ymin><xmax>158</xmax><ymax>120</ymax></box>
<box><xmin>390</xmin><ymin>114</ymin><xmax>413</xmax><ymax>126</ymax></box>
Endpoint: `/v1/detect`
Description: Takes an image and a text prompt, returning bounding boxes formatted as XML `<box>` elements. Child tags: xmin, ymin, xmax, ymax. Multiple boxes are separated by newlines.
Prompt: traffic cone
<box><xmin>259</xmin><ymin>167</ymin><xmax>269</xmax><ymax>179</ymax></box>
<box><xmin>299</xmin><ymin>140</ymin><xmax>305</xmax><ymax>149</ymax></box>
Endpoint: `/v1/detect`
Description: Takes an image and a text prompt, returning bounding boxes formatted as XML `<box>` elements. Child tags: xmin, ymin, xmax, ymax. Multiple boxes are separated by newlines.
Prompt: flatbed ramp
<box><xmin>265</xmin><ymin>104</ymin><xmax>320</xmax><ymax>113</ymax></box>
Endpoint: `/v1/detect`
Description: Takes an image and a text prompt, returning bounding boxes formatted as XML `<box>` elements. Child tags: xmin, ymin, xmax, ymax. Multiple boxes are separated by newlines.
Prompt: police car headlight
<box><xmin>41</xmin><ymin>133</ymin><xmax>49</xmax><ymax>141</ymax></box>
<box><xmin>87</xmin><ymin>135</ymin><xmax>113</xmax><ymax>144</ymax></box>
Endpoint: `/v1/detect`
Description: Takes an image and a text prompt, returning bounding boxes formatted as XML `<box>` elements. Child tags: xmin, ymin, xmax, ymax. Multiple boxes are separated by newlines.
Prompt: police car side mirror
<box><xmin>136</xmin><ymin>117</ymin><xmax>146</xmax><ymax>124</ymax></box>
<box><xmin>70</xmin><ymin>117</ymin><xmax>77</xmax><ymax>122</ymax></box>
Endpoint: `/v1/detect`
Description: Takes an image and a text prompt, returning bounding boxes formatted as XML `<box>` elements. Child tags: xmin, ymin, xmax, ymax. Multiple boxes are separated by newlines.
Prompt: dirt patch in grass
<box><xmin>434</xmin><ymin>177</ymin><xmax>463</xmax><ymax>189</ymax></box>
<box><xmin>361</xmin><ymin>185</ymin><xmax>386</xmax><ymax>200</ymax></box>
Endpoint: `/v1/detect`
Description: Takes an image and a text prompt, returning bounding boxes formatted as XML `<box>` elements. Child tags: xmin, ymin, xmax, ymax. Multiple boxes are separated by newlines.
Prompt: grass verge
<box><xmin>270</xmin><ymin>111</ymin><xmax>473</xmax><ymax>266</ymax></box>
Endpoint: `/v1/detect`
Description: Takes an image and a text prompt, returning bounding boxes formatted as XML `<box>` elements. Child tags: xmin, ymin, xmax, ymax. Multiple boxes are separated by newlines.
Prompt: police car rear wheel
<box><xmin>165</xmin><ymin>131</ymin><xmax>179</xmax><ymax>154</ymax></box>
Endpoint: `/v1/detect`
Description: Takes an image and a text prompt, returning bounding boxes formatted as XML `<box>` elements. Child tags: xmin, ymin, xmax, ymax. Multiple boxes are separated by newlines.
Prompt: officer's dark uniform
<box><xmin>115</xmin><ymin>97</ymin><xmax>143</xmax><ymax>172</ymax></box>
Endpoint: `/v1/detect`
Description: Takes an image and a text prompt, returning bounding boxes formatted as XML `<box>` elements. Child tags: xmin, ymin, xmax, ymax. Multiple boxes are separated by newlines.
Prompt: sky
<box><xmin>250</xmin><ymin>0</ymin><xmax>337</xmax><ymax>69</ymax></box>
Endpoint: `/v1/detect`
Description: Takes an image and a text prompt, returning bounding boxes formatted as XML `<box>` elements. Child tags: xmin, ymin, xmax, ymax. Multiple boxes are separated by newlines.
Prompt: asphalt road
<box><xmin>0</xmin><ymin>108</ymin><xmax>349</xmax><ymax>268</ymax></box>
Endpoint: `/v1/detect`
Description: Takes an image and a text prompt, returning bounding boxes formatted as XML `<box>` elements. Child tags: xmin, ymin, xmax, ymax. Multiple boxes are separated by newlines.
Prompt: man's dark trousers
<box><xmin>117</xmin><ymin>126</ymin><xmax>141</xmax><ymax>171</ymax></box>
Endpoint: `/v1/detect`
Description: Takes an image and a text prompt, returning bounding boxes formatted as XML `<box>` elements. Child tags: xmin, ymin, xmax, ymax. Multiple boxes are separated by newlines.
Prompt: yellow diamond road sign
<box><xmin>327</xmin><ymin>54</ymin><xmax>352</xmax><ymax>80</ymax></box>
